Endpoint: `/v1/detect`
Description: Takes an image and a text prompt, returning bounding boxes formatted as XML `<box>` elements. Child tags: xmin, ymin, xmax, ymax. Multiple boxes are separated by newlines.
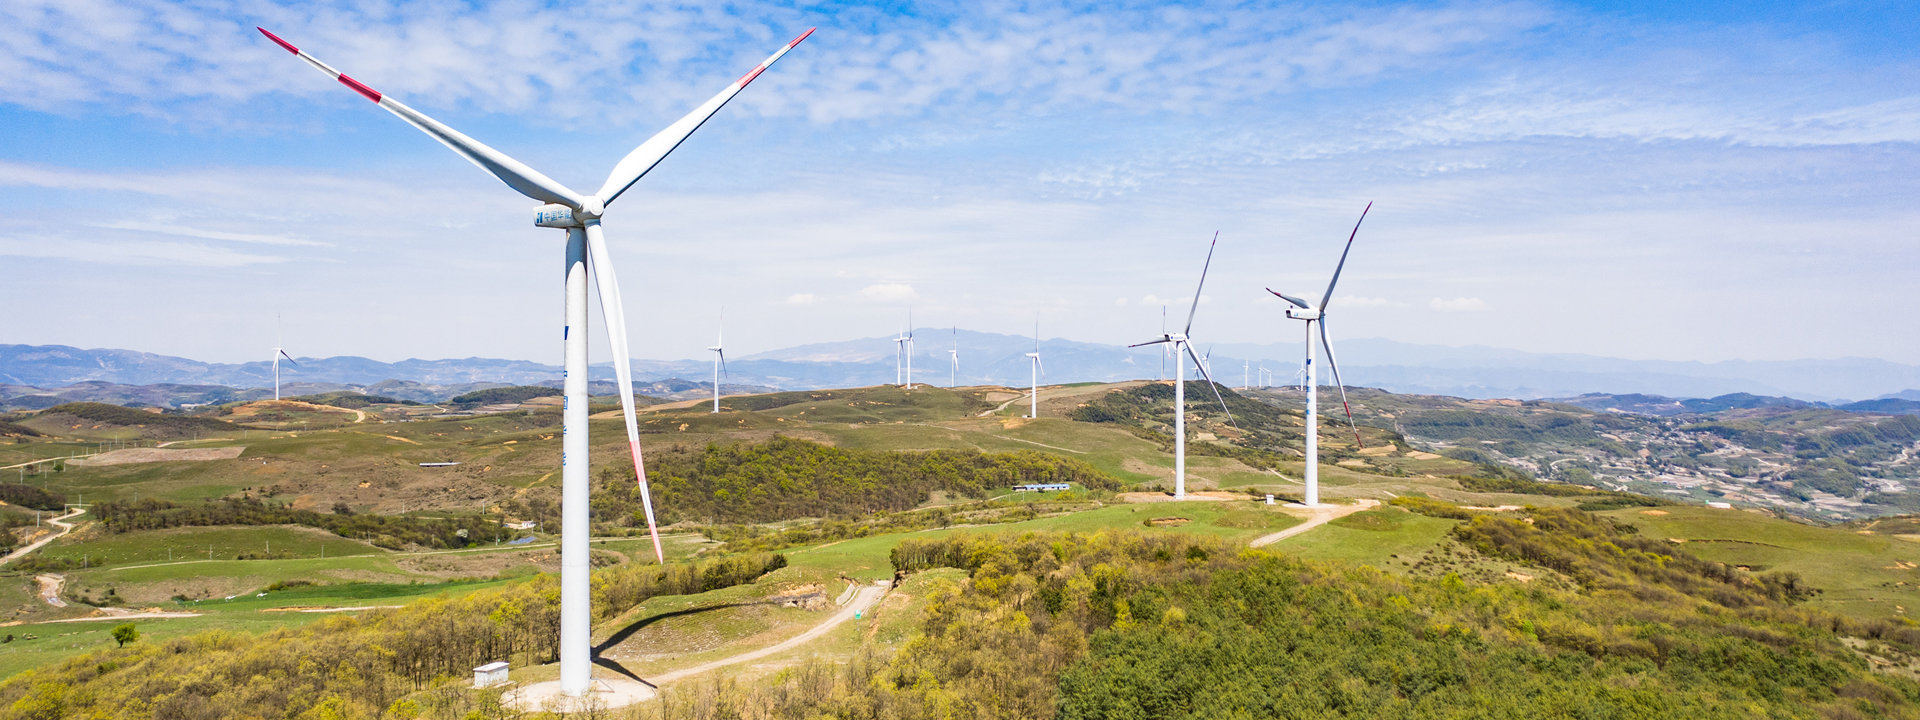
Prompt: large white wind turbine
<box><xmin>1026</xmin><ymin>319</ymin><xmax>1043</xmax><ymax>418</ymax></box>
<box><xmin>1268</xmin><ymin>203</ymin><xmax>1370</xmax><ymax>507</ymax></box>
<box><xmin>1130</xmin><ymin>233</ymin><xmax>1235</xmax><ymax>499</ymax></box>
<box><xmin>270</xmin><ymin>314</ymin><xmax>297</xmax><ymax>401</ymax></box>
<box><xmin>271</xmin><ymin>346</ymin><xmax>296</xmax><ymax>401</ymax></box>
<box><xmin>259</xmin><ymin>26</ymin><xmax>812</xmax><ymax>698</ymax></box>
<box><xmin>708</xmin><ymin>310</ymin><xmax>727</xmax><ymax>414</ymax></box>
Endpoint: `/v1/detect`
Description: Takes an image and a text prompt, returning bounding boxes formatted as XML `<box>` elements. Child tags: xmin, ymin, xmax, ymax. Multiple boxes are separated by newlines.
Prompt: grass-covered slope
<box><xmin>679</xmin><ymin>517</ymin><xmax>1920</xmax><ymax>719</ymax></box>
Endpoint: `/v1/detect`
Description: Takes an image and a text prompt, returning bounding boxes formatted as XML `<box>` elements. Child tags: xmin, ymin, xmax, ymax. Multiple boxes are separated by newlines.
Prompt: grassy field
<box><xmin>1273</xmin><ymin>506</ymin><xmax>1460</xmax><ymax>568</ymax></box>
<box><xmin>1604</xmin><ymin>505</ymin><xmax>1920</xmax><ymax>620</ymax></box>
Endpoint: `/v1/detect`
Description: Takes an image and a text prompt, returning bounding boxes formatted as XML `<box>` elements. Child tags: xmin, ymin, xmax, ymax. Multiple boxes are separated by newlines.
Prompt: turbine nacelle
<box><xmin>534</xmin><ymin>204</ymin><xmax>585</xmax><ymax>228</ymax></box>
<box><xmin>1285</xmin><ymin>307</ymin><xmax>1322</xmax><ymax>321</ymax></box>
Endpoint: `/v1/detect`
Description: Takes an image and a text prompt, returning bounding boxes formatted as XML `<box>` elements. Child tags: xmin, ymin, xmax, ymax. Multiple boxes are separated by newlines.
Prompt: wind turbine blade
<box><xmin>1183</xmin><ymin>231</ymin><xmax>1219</xmax><ymax>335</ymax></box>
<box><xmin>1183</xmin><ymin>343</ymin><xmax>1235</xmax><ymax>427</ymax></box>
<box><xmin>598</xmin><ymin>28</ymin><xmax>816</xmax><ymax>205</ymax></box>
<box><xmin>583</xmin><ymin>224</ymin><xmax>664</xmax><ymax>563</ymax></box>
<box><xmin>258</xmin><ymin>28</ymin><xmax>587</xmax><ymax>209</ymax></box>
<box><xmin>1318</xmin><ymin>202</ymin><xmax>1372</xmax><ymax>311</ymax></box>
<box><xmin>1319</xmin><ymin>321</ymin><xmax>1363</xmax><ymax>448</ymax></box>
<box><xmin>278</xmin><ymin>349</ymin><xmax>299</xmax><ymax>366</ymax></box>
<box><xmin>1128</xmin><ymin>338</ymin><xmax>1172</xmax><ymax>348</ymax></box>
<box><xmin>719</xmin><ymin>349</ymin><xmax>729</xmax><ymax>378</ymax></box>
<box><xmin>1266</xmin><ymin>288</ymin><xmax>1310</xmax><ymax>309</ymax></box>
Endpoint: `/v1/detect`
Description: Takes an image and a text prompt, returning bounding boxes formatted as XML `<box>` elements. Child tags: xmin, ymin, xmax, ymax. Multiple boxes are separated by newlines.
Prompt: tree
<box><xmin>110</xmin><ymin>623</ymin><xmax>137</xmax><ymax>648</ymax></box>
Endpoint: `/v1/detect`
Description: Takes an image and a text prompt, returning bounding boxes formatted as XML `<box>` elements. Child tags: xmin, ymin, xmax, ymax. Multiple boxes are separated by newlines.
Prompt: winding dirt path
<box><xmin>2</xmin><ymin>508</ymin><xmax>83</xmax><ymax>567</ymax></box>
<box><xmin>1250</xmin><ymin>499</ymin><xmax>1381</xmax><ymax>548</ymax></box>
<box><xmin>651</xmin><ymin>584</ymin><xmax>887</xmax><ymax>685</ymax></box>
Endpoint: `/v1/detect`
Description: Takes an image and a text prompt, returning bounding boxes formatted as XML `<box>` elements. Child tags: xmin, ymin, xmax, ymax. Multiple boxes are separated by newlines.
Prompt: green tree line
<box><xmin>92</xmin><ymin>497</ymin><xmax>498</xmax><ymax>550</ymax></box>
<box><xmin>587</xmin><ymin>436</ymin><xmax>1120</xmax><ymax>527</ymax></box>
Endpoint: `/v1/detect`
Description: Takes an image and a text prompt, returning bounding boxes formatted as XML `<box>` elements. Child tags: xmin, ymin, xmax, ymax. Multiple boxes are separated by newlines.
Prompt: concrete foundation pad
<box><xmin>507</xmin><ymin>675</ymin><xmax>656</xmax><ymax>713</ymax></box>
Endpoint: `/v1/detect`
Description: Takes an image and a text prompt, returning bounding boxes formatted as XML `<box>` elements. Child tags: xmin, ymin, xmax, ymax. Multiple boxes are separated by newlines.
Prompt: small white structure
<box><xmin>1707</xmin><ymin>501</ymin><xmax>1732</xmax><ymax>509</ymax></box>
<box><xmin>474</xmin><ymin>661</ymin><xmax>510</xmax><ymax>689</ymax></box>
<box><xmin>1265</xmin><ymin>494</ymin><xmax>1275</xmax><ymax>505</ymax></box>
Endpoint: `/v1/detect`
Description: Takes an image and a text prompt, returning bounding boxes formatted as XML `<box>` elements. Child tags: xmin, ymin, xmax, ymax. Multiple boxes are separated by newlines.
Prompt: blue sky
<box><xmin>1</xmin><ymin>0</ymin><xmax>1915</xmax><ymax>366</ymax></box>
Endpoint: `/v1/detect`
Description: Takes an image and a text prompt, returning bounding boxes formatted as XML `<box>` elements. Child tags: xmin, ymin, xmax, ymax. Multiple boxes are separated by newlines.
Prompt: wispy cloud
<box><xmin>1429</xmin><ymin>297</ymin><xmax>1488</xmax><ymax>312</ymax></box>
<box><xmin>93</xmin><ymin>220</ymin><xmax>328</xmax><ymax>248</ymax></box>
<box><xmin>0</xmin><ymin>237</ymin><xmax>285</xmax><ymax>267</ymax></box>
<box><xmin>858</xmin><ymin>283</ymin><xmax>917</xmax><ymax>303</ymax></box>
<box><xmin>784</xmin><ymin>293</ymin><xmax>817</xmax><ymax>306</ymax></box>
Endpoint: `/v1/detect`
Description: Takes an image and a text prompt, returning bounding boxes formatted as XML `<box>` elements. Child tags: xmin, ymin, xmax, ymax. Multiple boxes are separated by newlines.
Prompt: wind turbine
<box><xmin>1129</xmin><ymin>233</ymin><xmax>1235</xmax><ymax>499</ymax></box>
<box><xmin>1243</xmin><ymin>359</ymin><xmax>1250</xmax><ymax>391</ymax></box>
<box><xmin>1026</xmin><ymin>318</ymin><xmax>1043</xmax><ymax>418</ymax></box>
<box><xmin>905</xmin><ymin>312</ymin><xmax>916</xmax><ymax>390</ymax></box>
<box><xmin>949</xmin><ymin>326</ymin><xmax>959</xmax><ymax>388</ymax></box>
<box><xmin>270</xmin><ymin>314</ymin><xmax>296</xmax><ymax>401</ymax></box>
<box><xmin>708</xmin><ymin>310</ymin><xmax>727</xmax><ymax>414</ymax></box>
<box><xmin>259</xmin><ymin>25</ymin><xmax>813</xmax><ymax>698</ymax></box>
<box><xmin>1267</xmin><ymin>203</ymin><xmax>1370</xmax><ymax>507</ymax></box>
<box><xmin>1258</xmin><ymin>364</ymin><xmax>1270</xmax><ymax>389</ymax></box>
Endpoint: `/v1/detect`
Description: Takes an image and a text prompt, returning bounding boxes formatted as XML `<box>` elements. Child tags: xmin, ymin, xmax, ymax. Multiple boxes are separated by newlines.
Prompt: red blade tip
<box><xmin>791</xmin><ymin>27</ymin><xmax>816</xmax><ymax>47</ymax></box>
<box><xmin>257</xmin><ymin>27</ymin><xmax>298</xmax><ymax>54</ymax></box>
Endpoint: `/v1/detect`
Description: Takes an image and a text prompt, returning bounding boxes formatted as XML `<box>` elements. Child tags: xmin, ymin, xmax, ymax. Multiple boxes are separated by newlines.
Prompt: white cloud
<box><xmin>0</xmin><ymin>0</ymin><xmax>1554</xmax><ymax>124</ymax></box>
<box><xmin>1113</xmin><ymin>297</ymin><xmax>1127</xmax><ymax>306</ymax></box>
<box><xmin>0</xmin><ymin>237</ymin><xmax>285</xmax><ymax>267</ymax></box>
<box><xmin>858</xmin><ymin>283</ymin><xmax>917</xmax><ymax>303</ymax></box>
<box><xmin>784</xmin><ymin>293</ymin><xmax>817</xmax><ymax>306</ymax></box>
<box><xmin>93</xmin><ymin>220</ymin><xmax>329</xmax><ymax>248</ymax></box>
<box><xmin>1429</xmin><ymin>297</ymin><xmax>1488</xmax><ymax>312</ymax></box>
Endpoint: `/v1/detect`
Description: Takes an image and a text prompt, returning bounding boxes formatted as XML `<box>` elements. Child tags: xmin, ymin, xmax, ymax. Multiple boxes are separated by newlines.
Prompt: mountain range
<box><xmin>4</xmin><ymin>334</ymin><xmax>1918</xmax><ymax>406</ymax></box>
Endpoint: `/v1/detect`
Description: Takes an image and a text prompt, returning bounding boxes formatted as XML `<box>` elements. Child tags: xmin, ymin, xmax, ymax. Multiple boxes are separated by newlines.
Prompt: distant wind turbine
<box><xmin>893</xmin><ymin>311</ymin><xmax>916</xmax><ymax>388</ymax></box>
<box><xmin>271</xmin><ymin>315</ymin><xmax>296</xmax><ymax>401</ymax></box>
<box><xmin>1130</xmin><ymin>233</ymin><xmax>1235</xmax><ymax>499</ymax></box>
<box><xmin>708</xmin><ymin>310</ymin><xmax>727</xmax><ymax>413</ymax></box>
<box><xmin>1027</xmin><ymin>318</ymin><xmax>1043</xmax><ymax>418</ymax></box>
<box><xmin>258</xmin><ymin>24</ymin><xmax>813</xmax><ymax>699</ymax></box>
<box><xmin>949</xmin><ymin>326</ymin><xmax>959</xmax><ymax>388</ymax></box>
<box><xmin>1268</xmin><ymin>203</ymin><xmax>1371</xmax><ymax>507</ymax></box>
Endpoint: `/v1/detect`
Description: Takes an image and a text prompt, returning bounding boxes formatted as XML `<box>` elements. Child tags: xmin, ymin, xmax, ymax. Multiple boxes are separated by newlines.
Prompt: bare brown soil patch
<box><xmin>1639</xmin><ymin>509</ymin><xmax>1670</xmax><ymax>516</ymax></box>
<box><xmin>74</xmin><ymin>447</ymin><xmax>244</xmax><ymax>466</ymax></box>
<box><xmin>1144</xmin><ymin>517</ymin><xmax>1190</xmax><ymax>527</ymax></box>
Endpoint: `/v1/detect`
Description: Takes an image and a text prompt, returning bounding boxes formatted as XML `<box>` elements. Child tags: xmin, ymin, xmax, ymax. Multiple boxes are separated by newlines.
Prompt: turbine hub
<box><xmin>577</xmin><ymin>196</ymin><xmax>606</xmax><ymax>221</ymax></box>
<box><xmin>1286</xmin><ymin>308</ymin><xmax>1321</xmax><ymax>321</ymax></box>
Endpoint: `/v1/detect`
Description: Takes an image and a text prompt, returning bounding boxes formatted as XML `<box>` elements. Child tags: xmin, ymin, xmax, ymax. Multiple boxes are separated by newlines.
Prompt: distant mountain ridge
<box><xmin>3</xmin><ymin>338</ymin><xmax>1918</xmax><ymax>405</ymax></box>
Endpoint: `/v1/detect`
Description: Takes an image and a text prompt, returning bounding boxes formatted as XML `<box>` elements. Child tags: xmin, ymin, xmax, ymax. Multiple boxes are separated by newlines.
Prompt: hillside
<box><xmin>2</xmin><ymin>379</ymin><xmax>1920</xmax><ymax>717</ymax></box>
<box><xmin>1266</xmin><ymin>387</ymin><xmax>1920</xmax><ymax>521</ymax></box>
<box><xmin>11</xmin><ymin>340</ymin><xmax>1920</xmax><ymax>402</ymax></box>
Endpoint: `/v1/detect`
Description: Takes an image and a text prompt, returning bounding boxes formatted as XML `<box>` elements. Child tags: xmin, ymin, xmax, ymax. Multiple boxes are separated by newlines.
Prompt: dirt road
<box><xmin>652</xmin><ymin>584</ymin><xmax>888</xmax><ymax>685</ymax></box>
<box><xmin>1249</xmin><ymin>499</ymin><xmax>1381</xmax><ymax>548</ymax></box>
<box><xmin>35</xmin><ymin>575</ymin><xmax>66</xmax><ymax>607</ymax></box>
<box><xmin>2</xmin><ymin>508</ymin><xmax>83</xmax><ymax>567</ymax></box>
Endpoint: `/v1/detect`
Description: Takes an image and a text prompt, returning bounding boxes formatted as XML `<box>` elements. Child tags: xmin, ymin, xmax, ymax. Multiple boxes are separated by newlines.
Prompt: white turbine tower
<box><xmin>708</xmin><ymin>310</ymin><xmax>727</xmax><ymax>414</ymax></box>
<box><xmin>260</xmin><ymin>26</ymin><xmax>813</xmax><ymax>698</ymax></box>
<box><xmin>271</xmin><ymin>314</ymin><xmax>296</xmax><ymax>401</ymax></box>
<box><xmin>1268</xmin><ymin>203</ymin><xmax>1370</xmax><ymax>507</ymax></box>
<box><xmin>1258</xmin><ymin>364</ymin><xmax>1270</xmax><ymax>389</ymax></box>
<box><xmin>271</xmin><ymin>345</ymin><xmax>296</xmax><ymax>401</ymax></box>
<box><xmin>1129</xmin><ymin>233</ymin><xmax>1235</xmax><ymax>499</ymax></box>
<box><xmin>1243</xmin><ymin>359</ymin><xmax>1250</xmax><ymax>391</ymax></box>
<box><xmin>1026</xmin><ymin>319</ymin><xmax>1043</xmax><ymax>418</ymax></box>
<box><xmin>949</xmin><ymin>326</ymin><xmax>959</xmax><ymax>388</ymax></box>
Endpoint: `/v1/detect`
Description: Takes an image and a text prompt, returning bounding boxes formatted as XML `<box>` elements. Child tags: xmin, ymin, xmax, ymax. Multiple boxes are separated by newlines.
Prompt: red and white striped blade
<box><xmin>257</xmin><ymin>27</ymin><xmax>587</xmax><ymax>209</ymax></box>
<box><xmin>584</xmin><ymin>224</ymin><xmax>665</xmax><ymax>563</ymax></box>
<box><xmin>596</xmin><ymin>28</ymin><xmax>816</xmax><ymax>205</ymax></box>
